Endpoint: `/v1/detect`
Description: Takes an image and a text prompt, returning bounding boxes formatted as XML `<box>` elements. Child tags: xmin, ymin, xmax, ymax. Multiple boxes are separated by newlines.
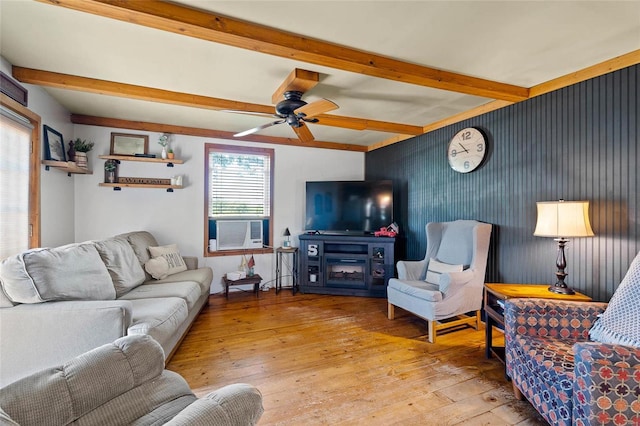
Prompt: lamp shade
<box><xmin>283</xmin><ymin>228</ymin><xmax>291</xmax><ymax>237</ymax></box>
<box><xmin>533</xmin><ymin>200</ymin><xmax>594</xmax><ymax>238</ymax></box>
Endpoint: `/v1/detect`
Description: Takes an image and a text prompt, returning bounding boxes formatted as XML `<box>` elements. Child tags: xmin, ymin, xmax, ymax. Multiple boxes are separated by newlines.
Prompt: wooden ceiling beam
<box><xmin>13</xmin><ymin>67</ymin><xmax>423</xmax><ymax>135</ymax></box>
<box><xmin>70</xmin><ymin>114</ymin><xmax>368</xmax><ymax>152</ymax></box>
<box><xmin>36</xmin><ymin>0</ymin><xmax>529</xmax><ymax>102</ymax></box>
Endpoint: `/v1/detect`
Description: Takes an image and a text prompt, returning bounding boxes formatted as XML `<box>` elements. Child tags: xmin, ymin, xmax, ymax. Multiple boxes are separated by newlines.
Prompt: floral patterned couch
<box><xmin>505</xmin><ymin>289</ymin><xmax>640</xmax><ymax>424</ymax></box>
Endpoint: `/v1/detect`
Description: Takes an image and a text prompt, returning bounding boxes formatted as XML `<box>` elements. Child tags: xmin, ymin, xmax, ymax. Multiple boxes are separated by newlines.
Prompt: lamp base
<box><xmin>548</xmin><ymin>284</ymin><xmax>575</xmax><ymax>295</ymax></box>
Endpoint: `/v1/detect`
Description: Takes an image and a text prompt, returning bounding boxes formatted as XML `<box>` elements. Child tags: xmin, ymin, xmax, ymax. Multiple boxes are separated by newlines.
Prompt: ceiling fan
<box><xmin>232</xmin><ymin>69</ymin><xmax>338</xmax><ymax>143</ymax></box>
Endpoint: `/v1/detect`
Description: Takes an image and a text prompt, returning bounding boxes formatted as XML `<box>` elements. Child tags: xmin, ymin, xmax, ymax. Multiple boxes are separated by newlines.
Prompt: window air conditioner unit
<box><xmin>216</xmin><ymin>220</ymin><xmax>263</xmax><ymax>250</ymax></box>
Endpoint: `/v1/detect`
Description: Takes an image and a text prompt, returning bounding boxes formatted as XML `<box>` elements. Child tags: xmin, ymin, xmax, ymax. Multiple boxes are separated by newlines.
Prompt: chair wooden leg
<box><xmin>387</xmin><ymin>303</ymin><xmax>395</xmax><ymax>320</ymax></box>
<box><xmin>428</xmin><ymin>320</ymin><xmax>436</xmax><ymax>343</ymax></box>
<box><xmin>512</xmin><ymin>382</ymin><xmax>524</xmax><ymax>401</ymax></box>
<box><xmin>475</xmin><ymin>310</ymin><xmax>481</xmax><ymax>330</ymax></box>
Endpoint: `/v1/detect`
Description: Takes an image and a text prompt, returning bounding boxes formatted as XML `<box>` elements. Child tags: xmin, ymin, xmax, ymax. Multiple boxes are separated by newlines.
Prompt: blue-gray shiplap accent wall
<box><xmin>365</xmin><ymin>64</ymin><xmax>638</xmax><ymax>302</ymax></box>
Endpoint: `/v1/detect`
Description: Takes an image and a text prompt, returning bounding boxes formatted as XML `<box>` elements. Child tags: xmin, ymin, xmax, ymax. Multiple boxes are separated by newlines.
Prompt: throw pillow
<box><xmin>425</xmin><ymin>258</ymin><xmax>463</xmax><ymax>287</ymax></box>
<box><xmin>589</xmin><ymin>251</ymin><xmax>640</xmax><ymax>348</ymax></box>
<box><xmin>148</xmin><ymin>244</ymin><xmax>187</xmax><ymax>276</ymax></box>
<box><xmin>145</xmin><ymin>257</ymin><xmax>170</xmax><ymax>280</ymax></box>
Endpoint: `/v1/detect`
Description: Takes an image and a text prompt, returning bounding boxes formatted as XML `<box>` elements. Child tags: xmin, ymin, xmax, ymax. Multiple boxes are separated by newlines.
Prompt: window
<box><xmin>204</xmin><ymin>143</ymin><xmax>273</xmax><ymax>256</ymax></box>
<box><xmin>0</xmin><ymin>95</ymin><xmax>41</xmax><ymax>259</ymax></box>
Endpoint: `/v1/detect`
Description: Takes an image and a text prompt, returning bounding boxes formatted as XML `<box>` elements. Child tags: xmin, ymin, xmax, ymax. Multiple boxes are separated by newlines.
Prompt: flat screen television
<box><xmin>305</xmin><ymin>180</ymin><xmax>393</xmax><ymax>234</ymax></box>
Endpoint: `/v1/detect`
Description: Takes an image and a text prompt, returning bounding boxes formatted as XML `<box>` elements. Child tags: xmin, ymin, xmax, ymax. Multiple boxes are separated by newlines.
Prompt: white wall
<box><xmin>1</xmin><ymin>57</ymin><xmax>75</xmax><ymax>247</ymax></box>
<box><xmin>73</xmin><ymin>125</ymin><xmax>364</xmax><ymax>293</ymax></box>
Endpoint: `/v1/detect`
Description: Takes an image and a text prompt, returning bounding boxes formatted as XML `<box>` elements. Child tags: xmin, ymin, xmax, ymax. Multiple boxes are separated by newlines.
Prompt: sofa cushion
<box><xmin>94</xmin><ymin>237</ymin><xmax>146</xmax><ymax>297</ymax></box>
<box><xmin>0</xmin><ymin>243</ymin><xmax>115</xmax><ymax>304</ymax></box>
<box><xmin>127</xmin><ymin>297</ymin><xmax>188</xmax><ymax>354</ymax></box>
<box><xmin>0</xmin><ymin>286</ymin><xmax>16</xmax><ymax>307</ymax></box>
<box><xmin>118</xmin><ymin>231</ymin><xmax>159</xmax><ymax>280</ymax></box>
<box><xmin>149</xmin><ymin>244</ymin><xmax>188</xmax><ymax>276</ymax></box>
<box><xmin>150</xmin><ymin>268</ymin><xmax>213</xmax><ymax>295</ymax></box>
<box><xmin>119</xmin><ymin>282</ymin><xmax>201</xmax><ymax>311</ymax></box>
<box><xmin>589</xmin><ymin>251</ymin><xmax>640</xmax><ymax>348</ymax></box>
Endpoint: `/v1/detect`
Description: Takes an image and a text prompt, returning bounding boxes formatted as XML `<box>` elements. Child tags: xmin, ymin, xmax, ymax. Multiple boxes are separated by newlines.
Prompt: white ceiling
<box><xmin>1</xmin><ymin>1</ymin><xmax>639</xmax><ymax>149</ymax></box>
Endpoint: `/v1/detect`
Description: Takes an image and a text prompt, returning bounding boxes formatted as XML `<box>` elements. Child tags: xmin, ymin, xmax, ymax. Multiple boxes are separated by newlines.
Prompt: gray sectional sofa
<box><xmin>0</xmin><ymin>231</ymin><xmax>213</xmax><ymax>387</ymax></box>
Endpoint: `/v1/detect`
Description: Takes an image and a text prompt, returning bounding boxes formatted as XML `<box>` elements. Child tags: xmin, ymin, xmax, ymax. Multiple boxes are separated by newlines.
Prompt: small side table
<box><xmin>223</xmin><ymin>274</ymin><xmax>262</xmax><ymax>299</ymax></box>
<box><xmin>275</xmin><ymin>247</ymin><xmax>298</xmax><ymax>295</ymax></box>
<box><xmin>484</xmin><ymin>283</ymin><xmax>592</xmax><ymax>364</ymax></box>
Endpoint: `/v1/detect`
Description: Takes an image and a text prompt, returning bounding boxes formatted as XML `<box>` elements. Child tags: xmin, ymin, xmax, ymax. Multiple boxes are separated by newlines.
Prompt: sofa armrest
<box><xmin>165</xmin><ymin>383</ymin><xmax>264</xmax><ymax>426</ymax></box>
<box><xmin>504</xmin><ymin>298</ymin><xmax>607</xmax><ymax>340</ymax></box>
<box><xmin>572</xmin><ymin>342</ymin><xmax>640</xmax><ymax>424</ymax></box>
<box><xmin>397</xmin><ymin>259</ymin><xmax>427</xmax><ymax>281</ymax></box>
<box><xmin>183</xmin><ymin>256</ymin><xmax>198</xmax><ymax>270</ymax></box>
<box><xmin>0</xmin><ymin>300</ymin><xmax>133</xmax><ymax>387</ymax></box>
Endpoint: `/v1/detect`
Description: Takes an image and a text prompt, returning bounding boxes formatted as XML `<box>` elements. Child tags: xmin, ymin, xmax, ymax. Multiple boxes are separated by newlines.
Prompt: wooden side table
<box><xmin>223</xmin><ymin>274</ymin><xmax>262</xmax><ymax>299</ymax></box>
<box><xmin>275</xmin><ymin>247</ymin><xmax>298</xmax><ymax>295</ymax></box>
<box><xmin>484</xmin><ymin>283</ymin><xmax>592</xmax><ymax>363</ymax></box>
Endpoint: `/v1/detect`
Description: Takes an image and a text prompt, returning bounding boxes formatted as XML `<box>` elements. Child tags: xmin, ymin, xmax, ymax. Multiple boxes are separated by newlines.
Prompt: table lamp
<box><xmin>283</xmin><ymin>228</ymin><xmax>291</xmax><ymax>247</ymax></box>
<box><xmin>533</xmin><ymin>199</ymin><xmax>594</xmax><ymax>295</ymax></box>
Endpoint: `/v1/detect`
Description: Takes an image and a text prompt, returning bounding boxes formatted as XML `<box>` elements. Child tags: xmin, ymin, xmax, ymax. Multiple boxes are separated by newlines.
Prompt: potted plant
<box><xmin>104</xmin><ymin>159</ymin><xmax>118</xmax><ymax>183</ymax></box>
<box><xmin>167</xmin><ymin>148</ymin><xmax>175</xmax><ymax>160</ymax></box>
<box><xmin>72</xmin><ymin>138</ymin><xmax>94</xmax><ymax>169</ymax></box>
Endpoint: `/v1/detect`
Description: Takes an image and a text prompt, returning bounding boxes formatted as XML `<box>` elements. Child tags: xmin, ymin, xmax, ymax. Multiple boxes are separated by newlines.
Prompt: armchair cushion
<box><xmin>589</xmin><ymin>253</ymin><xmax>640</xmax><ymax>348</ymax></box>
<box><xmin>388</xmin><ymin>279</ymin><xmax>442</xmax><ymax>302</ymax></box>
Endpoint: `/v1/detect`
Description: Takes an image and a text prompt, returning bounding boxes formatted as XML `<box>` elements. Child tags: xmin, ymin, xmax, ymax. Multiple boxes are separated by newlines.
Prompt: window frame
<box><xmin>203</xmin><ymin>143</ymin><xmax>274</xmax><ymax>257</ymax></box>
<box><xmin>0</xmin><ymin>93</ymin><xmax>41</xmax><ymax>252</ymax></box>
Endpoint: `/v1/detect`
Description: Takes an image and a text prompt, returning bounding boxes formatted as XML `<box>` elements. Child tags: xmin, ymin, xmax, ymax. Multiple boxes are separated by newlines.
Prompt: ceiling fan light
<box><xmin>286</xmin><ymin>115</ymin><xmax>300</xmax><ymax>126</ymax></box>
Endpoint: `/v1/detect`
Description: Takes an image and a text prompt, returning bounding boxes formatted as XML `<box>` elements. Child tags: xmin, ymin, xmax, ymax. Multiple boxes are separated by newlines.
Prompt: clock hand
<box><xmin>458</xmin><ymin>143</ymin><xmax>469</xmax><ymax>153</ymax></box>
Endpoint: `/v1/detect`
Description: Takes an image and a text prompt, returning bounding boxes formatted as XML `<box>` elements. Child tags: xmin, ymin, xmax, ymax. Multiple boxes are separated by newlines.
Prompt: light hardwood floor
<box><xmin>167</xmin><ymin>289</ymin><xmax>546</xmax><ymax>425</ymax></box>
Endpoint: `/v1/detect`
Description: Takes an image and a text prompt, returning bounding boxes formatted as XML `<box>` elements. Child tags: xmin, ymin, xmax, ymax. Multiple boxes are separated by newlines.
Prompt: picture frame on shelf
<box><xmin>110</xmin><ymin>133</ymin><xmax>148</xmax><ymax>156</ymax></box>
<box><xmin>43</xmin><ymin>125</ymin><xmax>66</xmax><ymax>161</ymax></box>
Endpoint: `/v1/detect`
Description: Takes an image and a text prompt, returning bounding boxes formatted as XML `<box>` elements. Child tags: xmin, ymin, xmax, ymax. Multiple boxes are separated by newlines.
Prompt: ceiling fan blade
<box><xmin>295</xmin><ymin>99</ymin><xmax>338</xmax><ymax>119</ymax></box>
<box><xmin>234</xmin><ymin>119</ymin><xmax>285</xmax><ymax>138</ymax></box>
<box><xmin>221</xmin><ymin>109</ymin><xmax>277</xmax><ymax>118</ymax></box>
<box><xmin>293</xmin><ymin>122</ymin><xmax>315</xmax><ymax>143</ymax></box>
<box><xmin>272</xmin><ymin>68</ymin><xmax>320</xmax><ymax>104</ymax></box>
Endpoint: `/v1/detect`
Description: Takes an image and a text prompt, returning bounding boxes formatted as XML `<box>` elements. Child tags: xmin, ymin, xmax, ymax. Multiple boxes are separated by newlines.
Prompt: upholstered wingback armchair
<box><xmin>387</xmin><ymin>220</ymin><xmax>492</xmax><ymax>342</ymax></box>
<box><xmin>505</xmin><ymin>250</ymin><xmax>640</xmax><ymax>426</ymax></box>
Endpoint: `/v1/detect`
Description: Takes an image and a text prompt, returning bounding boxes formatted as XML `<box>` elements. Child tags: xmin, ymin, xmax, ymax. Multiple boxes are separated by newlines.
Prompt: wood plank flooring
<box><xmin>167</xmin><ymin>289</ymin><xmax>546</xmax><ymax>425</ymax></box>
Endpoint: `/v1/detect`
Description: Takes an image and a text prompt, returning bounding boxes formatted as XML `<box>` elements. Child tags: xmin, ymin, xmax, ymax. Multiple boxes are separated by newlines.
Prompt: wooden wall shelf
<box><xmin>98</xmin><ymin>155</ymin><xmax>183</xmax><ymax>167</ymax></box>
<box><xmin>99</xmin><ymin>182</ymin><xmax>182</xmax><ymax>192</ymax></box>
<box><xmin>42</xmin><ymin>160</ymin><xmax>92</xmax><ymax>175</ymax></box>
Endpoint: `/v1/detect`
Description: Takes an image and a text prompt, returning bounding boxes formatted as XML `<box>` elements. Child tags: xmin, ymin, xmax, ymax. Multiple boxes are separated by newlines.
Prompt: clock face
<box><xmin>447</xmin><ymin>127</ymin><xmax>488</xmax><ymax>173</ymax></box>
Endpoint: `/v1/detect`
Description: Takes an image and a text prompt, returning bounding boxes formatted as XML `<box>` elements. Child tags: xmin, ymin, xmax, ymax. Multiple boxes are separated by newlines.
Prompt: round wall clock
<box><xmin>447</xmin><ymin>127</ymin><xmax>488</xmax><ymax>173</ymax></box>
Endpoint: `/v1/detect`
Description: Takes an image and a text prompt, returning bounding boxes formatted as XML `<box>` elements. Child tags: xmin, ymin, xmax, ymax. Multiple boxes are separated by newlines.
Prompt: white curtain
<box><xmin>0</xmin><ymin>107</ymin><xmax>33</xmax><ymax>259</ymax></box>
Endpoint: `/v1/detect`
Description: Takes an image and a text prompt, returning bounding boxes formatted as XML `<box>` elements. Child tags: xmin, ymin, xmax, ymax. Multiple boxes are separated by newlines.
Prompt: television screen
<box><xmin>305</xmin><ymin>180</ymin><xmax>393</xmax><ymax>234</ymax></box>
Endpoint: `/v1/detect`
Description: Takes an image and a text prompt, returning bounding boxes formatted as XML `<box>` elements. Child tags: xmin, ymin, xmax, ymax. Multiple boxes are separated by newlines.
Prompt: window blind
<box><xmin>208</xmin><ymin>152</ymin><xmax>271</xmax><ymax>217</ymax></box>
<box><xmin>0</xmin><ymin>107</ymin><xmax>32</xmax><ymax>259</ymax></box>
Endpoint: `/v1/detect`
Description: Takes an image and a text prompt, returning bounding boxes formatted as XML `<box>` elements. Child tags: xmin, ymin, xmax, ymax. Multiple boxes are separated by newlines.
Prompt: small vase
<box><xmin>161</xmin><ymin>147</ymin><xmax>167</xmax><ymax>160</ymax></box>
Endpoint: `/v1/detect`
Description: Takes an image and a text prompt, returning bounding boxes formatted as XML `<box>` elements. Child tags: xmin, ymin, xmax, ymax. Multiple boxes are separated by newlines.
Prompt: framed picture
<box><xmin>43</xmin><ymin>125</ymin><xmax>66</xmax><ymax>161</ymax></box>
<box><xmin>110</xmin><ymin>133</ymin><xmax>149</xmax><ymax>156</ymax></box>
